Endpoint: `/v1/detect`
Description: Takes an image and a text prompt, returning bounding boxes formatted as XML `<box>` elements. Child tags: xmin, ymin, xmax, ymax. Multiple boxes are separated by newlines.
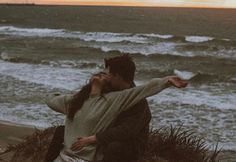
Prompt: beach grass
<box><xmin>0</xmin><ymin>124</ymin><xmax>221</xmax><ymax>162</ymax></box>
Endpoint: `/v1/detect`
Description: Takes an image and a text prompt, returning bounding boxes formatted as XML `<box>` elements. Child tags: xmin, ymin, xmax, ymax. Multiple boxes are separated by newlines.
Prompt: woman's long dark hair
<box><xmin>68</xmin><ymin>73</ymin><xmax>114</xmax><ymax>121</ymax></box>
<box><xmin>68</xmin><ymin>83</ymin><xmax>92</xmax><ymax>121</ymax></box>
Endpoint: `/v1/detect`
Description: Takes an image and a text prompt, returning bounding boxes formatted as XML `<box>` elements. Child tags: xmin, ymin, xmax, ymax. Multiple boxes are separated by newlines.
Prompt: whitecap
<box><xmin>0</xmin><ymin>25</ymin><xmax>148</xmax><ymax>43</ymax></box>
<box><xmin>0</xmin><ymin>25</ymin><xmax>64</xmax><ymax>37</ymax></box>
<box><xmin>0</xmin><ymin>103</ymin><xmax>64</xmax><ymax>128</ymax></box>
<box><xmin>174</xmin><ymin>69</ymin><xmax>197</xmax><ymax>80</ymax></box>
<box><xmin>0</xmin><ymin>60</ymin><xmax>98</xmax><ymax>90</ymax></box>
<box><xmin>139</xmin><ymin>33</ymin><xmax>174</xmax><ymax>39</ymax></box>
<box><xmin>185</xmin><ymin>36</ymin><xmax>214</xmax><ymax>43</ymax></box>
<box><xmin>77</xmin><ymin>32</ymin><xmax>148</xmax><ymax>43</ymax></box>
<box><xmin>96</xmin><ymin>42</ymin><xmax>177</xmax><ymax>56</ymax></box>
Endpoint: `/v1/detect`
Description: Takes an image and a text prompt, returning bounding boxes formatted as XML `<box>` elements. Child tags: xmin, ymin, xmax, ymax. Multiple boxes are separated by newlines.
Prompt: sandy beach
<box><xmin>0</xmin><ymin>120</ymin><xmax>36</xmax><ymax>152</ymax></box>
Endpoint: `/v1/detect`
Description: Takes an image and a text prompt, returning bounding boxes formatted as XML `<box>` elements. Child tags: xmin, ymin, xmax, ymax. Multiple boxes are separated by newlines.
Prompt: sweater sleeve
<box><xmin>45</xmin><ymin>93</ymin><xmax>73</xmax><ymax>114</ymax></box>
<box><xmin>109</xmin><ymin>78</ymin><xmax>169</xmax><ymax>113</ymax></box>
<box><xmin>96</xmin><ymin>99</ymin><xmax>151</xmax><ymax>146</ymax></box>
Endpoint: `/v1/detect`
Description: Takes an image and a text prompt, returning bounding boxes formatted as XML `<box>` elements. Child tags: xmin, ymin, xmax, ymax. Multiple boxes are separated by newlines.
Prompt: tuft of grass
<box><xmin>0</xmin><ymin>125</ymin><xmax>221</xmax><ymax>162</ymax></box>
<box><xmin>0</xmin><ymin>126</ymin><xmax>56</xmax><ymax>162</ymax></box>
<box><xmin>138</xmin><ymin>126</ymin><xmax>221</xmax><ymax>162</ymax></box>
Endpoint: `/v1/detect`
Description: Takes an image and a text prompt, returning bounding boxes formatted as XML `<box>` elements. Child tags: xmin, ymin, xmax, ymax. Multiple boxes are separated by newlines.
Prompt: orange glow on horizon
<box><xmin>36</xmin><ymin>0</ymin><xmax>147</xmax><ymax>6</ymax></box>
<box><xmin>1</xmin><ymin>0</ymin><xmax>236</xmax><ymax>8</ymax></box>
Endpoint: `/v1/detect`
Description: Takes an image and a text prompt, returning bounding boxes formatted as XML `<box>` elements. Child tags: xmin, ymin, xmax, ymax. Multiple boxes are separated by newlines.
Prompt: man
<box><xmin>44</xmin><ymin>54</ymin><xmax>151</xmax><ymax>162</ymax></box>
<box><xmin>96</xmin><ymin>54</ymin><xmax>151</xmax><ymax>162</ymax></box>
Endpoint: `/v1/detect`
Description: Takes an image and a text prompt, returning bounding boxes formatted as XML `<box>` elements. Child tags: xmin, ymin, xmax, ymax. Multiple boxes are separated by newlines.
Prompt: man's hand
<box><xmin>70</xmin><ymin>135</ymin><xmax>96</xmax><ymax>151</ymax></box>
<box><xmin>167</xmin><ymin>76</ymin><xmax>188</xmax><ymax>88</ymax></box>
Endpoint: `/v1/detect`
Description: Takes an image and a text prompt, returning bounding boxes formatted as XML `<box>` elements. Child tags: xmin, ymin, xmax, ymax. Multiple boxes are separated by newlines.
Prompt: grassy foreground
<box><xmin>0</xmin><ymin>126</ymin><xmax>220</xmax><ymax>162</ymax></box>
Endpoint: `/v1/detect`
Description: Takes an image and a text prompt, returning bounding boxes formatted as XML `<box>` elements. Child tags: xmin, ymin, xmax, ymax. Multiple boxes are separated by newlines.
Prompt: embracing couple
<box><xmin>44</xmin><ymin>55</ymin><xmax>187</xmax><ymax>162</ymax></box>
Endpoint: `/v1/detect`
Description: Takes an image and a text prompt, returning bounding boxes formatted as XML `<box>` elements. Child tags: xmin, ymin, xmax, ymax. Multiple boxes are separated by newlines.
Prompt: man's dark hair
<box><xmin>104</xmin><ymin>54</ymin><xmax>136</xmax><ymax>83</ymax></box>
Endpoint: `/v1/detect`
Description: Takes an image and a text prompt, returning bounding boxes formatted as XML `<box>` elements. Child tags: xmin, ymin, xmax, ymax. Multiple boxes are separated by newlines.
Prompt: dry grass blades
<box><xmin>0</xmin><ymin>126</ymin><xmax>220</xmax><ymax>162</ymax></box>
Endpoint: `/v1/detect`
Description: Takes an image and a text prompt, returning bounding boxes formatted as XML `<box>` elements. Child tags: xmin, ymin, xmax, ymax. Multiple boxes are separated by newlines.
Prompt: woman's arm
<box><xmin>110</xmin><ymin>76</ymin><xmax>187</xmax><ymax>113</ymax></box>
<box><xmin>70</xmin><ymin>76</ymin><xmax>187</xmax><ymax>152</ymax></box>
<box><xmin>46</xmin><ymin>93</ymin><xmax>73</xmax><ymax>114</ymax></box>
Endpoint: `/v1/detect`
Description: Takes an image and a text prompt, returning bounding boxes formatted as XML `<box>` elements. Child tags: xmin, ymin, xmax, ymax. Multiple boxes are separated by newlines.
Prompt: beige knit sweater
<box><xmin>46</xmin><ymin>78</ymin><xmax>169</xmax><ymax>161</ymax></box>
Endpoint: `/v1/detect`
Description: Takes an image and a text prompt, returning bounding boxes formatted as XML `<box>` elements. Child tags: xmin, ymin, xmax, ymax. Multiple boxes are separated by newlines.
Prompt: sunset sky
<box><xmin>1</xmin><ymin>0</ymin><xmax>236</xmax><ymax>8</ymax></box>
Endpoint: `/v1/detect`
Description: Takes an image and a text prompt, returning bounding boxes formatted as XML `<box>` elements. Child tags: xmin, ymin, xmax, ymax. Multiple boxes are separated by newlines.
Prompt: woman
<box><xmin>46</xmin><ymin>72</ymin><xmax>187</xmax><ymax>162</ymax></box>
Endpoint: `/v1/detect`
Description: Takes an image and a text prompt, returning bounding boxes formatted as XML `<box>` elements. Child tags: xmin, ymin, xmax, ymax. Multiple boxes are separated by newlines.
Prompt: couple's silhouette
<box><xmin>45</xmin><ymin>55</ymin><xmax>187</xmax><ymax>162</ymax></box>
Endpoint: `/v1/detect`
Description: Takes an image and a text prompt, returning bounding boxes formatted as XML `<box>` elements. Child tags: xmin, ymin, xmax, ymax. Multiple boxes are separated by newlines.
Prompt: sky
<box><xmin>1</xmin><ymin>0</ymin><xmax>236</xmax><ymax>8</ymax></box>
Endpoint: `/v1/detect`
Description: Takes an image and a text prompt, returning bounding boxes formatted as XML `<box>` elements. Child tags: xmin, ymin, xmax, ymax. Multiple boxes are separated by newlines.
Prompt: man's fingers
<box><xmin>177</xmin><ymin>82</ymin><xmax>187</xmax><ymax>88</ymax></box>
<box><xmin>73</xmin><ymin>142</ymin><xmax>83</xmax><ymax>147</ymax></box>
<box><xmin>71</xmin><ymin>146</ymin><xmax>82</xmax><ymax>151</ymax></box>
<box><xmin>71</xmin><ymin>142</ymin><xmax>81</xmax><ymax>149</ymax></box>
<box><xmin>71</xmin><ymin>143</ymin><xmax>78</xmax><ymax>150</ymax></box>
<box><xmin>72</xmin><ymin>146</ymin><xmax>81</xmax><ymax>151</ymax></box>
<box><xmin>179</xmin><ymin>80</ymin><xmax>188</xmax><ymax>88</ymax></box>
<box><xmin>182</xmin><ymin>81</ymin><xmax>188</xmax><ymax>87</ymax></box>
<box><xmin>71</xmin><ymin>143</ymin><xmax>83</xmax><ymax>151</ymax></box>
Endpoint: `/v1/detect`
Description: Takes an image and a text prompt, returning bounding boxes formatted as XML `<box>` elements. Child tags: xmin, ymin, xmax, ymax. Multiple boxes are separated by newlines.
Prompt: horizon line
<box><xmin>1</xmin><ymin>3</ymin><xmax>236</xmax><ymax>9</ymax></box>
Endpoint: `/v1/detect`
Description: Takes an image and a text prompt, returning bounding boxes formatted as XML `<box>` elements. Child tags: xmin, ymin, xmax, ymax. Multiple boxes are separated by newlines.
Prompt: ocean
<box><xmin>0</xmin><ymin>5</ymin><xmax>235</xmax><ymax>152</ymax></box>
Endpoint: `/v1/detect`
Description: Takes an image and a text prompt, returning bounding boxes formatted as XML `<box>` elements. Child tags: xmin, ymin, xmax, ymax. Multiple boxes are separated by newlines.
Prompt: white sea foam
<box><xmin>222</xmin><ymin>38</ymin><xmax>231</xmax><ymax>41</ymax></box>
<box><xmin>77</xmin><ymin>32</ymin><xmax>148</xmax><ymax>43</ymax></box>
<box><xmin>0</xmin><ymin>25</ymin><xmax>147</xmax><ymax>43</ymax></box>
<box><xmin>0</xmin><ymin>25</ymin><xmax>64</xmax><ymax>37</ymax></box>
<box><xmin>1</xmin><ymin>25</ymin><xmax>236</xmax><ymax>59</ymax></box>
<box><xmin>134</xmin><ymin>80</ymin><xmax>236</xmax><ymax>110</ymax></box>
<box><xmin>0</xmin><ymin>103</ymin><xmax>64</xmax><ymax>128</ymax></box>
<box><xmin>0</xmin><ymin>25</ymin><xmax>222</xmax><ymax>45</ymax></box>
<box><xmin>0</xmin><ymin>52</ymin><xmax>12</xmax><ymax>61</ymax></box>
<box><xmin>146</xmin><ymin>85</ymin><xmax>236</xmax><ymax>151</ymax></box>
<box><xmin>97</xmin><ymin>42</ymin><xmax>178</xmax><ymax>55</ymax></box>
<box><xmin>185</xmin><ymin>36</ymin><xmax>214</xmax><ymax>43</ymax></box>
<box><xmin>1</xmin><ymin>59</ymin><xmax>235</xmax><ymax>110</ymax></box>
<box><xmin>0</xmin><ymin>26</ymin><xmax>62</xmax><ymax>33</ymax></box>
<box><xmin>0</xmin><ymin>60</ymin><xmax>97</xmax><ymax>90</ymax></box>
<box><xmin>139</xmin><ymin>33</ymin><xmax>174</xmax><ymax>39</ymax></box>
<box><xmin>150</xmin><ymin>86</ymin><xmax>236</xmax><ymax>110</ymax></box>
<box><xmin>174</xmin><ymin>69</ymin><xmax>197</xmax><ymax>80</ymax></box>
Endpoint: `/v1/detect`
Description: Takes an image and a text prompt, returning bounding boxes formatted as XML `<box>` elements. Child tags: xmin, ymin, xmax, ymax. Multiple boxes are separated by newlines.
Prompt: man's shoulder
<box><xmin>120</xmin><ymin>99</ymin><xmax>150</xmax><ymax>116</ymax></box>
<box><xmin>133</xmin><ymin>99</ymin><xmax>149</xmax><ymax>109</ymax></box>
